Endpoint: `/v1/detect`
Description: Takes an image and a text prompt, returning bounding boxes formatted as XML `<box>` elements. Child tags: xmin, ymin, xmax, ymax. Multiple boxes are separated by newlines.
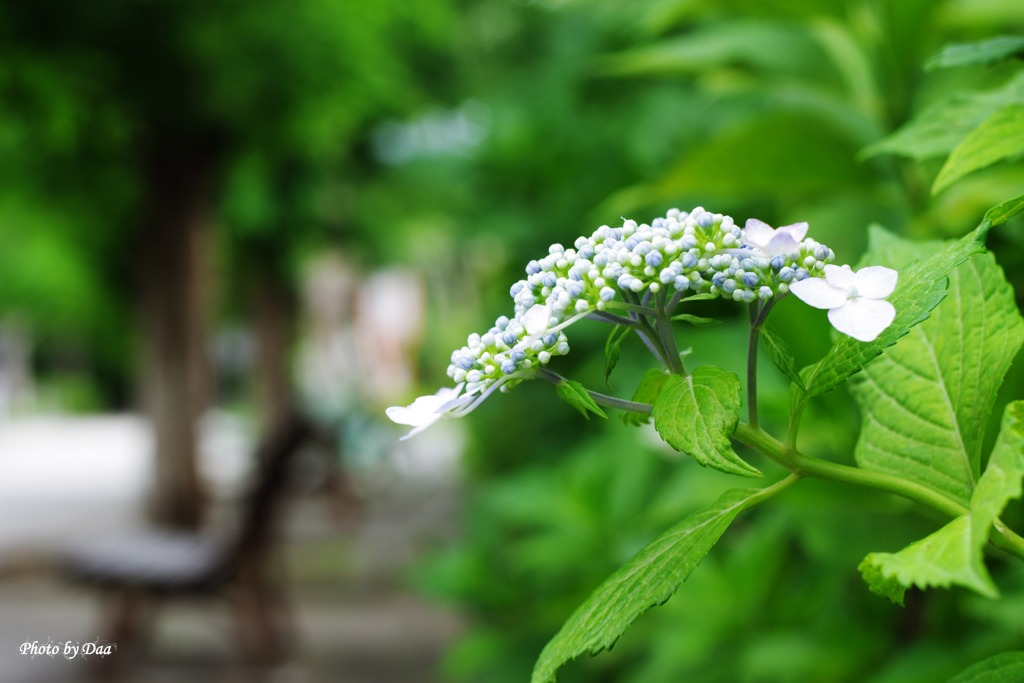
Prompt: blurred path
<box><xmin>0</xmin><ymin>414</ymin><xmax>463</xmax><ymax>683</ymax></box>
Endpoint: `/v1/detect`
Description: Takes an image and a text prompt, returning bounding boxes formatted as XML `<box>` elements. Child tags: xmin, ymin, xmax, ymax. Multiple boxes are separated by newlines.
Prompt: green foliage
<box><xmin>622</xmin><ymin>368</ymin><xmax>668</xmax><ymax>426</ymax></box>
<box><xmin>532</xmin><ymin>480</ymin><xmax>789</xmax><ymax>683</ymax></box>
<box><xmin>653</xmin><ymin>368</ymin><xmax>760</xmax><ymax>477</ymax></box>
<box><xmin>759</xmin><ymin>325</ymin><xmax>804</xmax><ymax>390</ymax></box>
<box><xmin>670</xmin><ymin>313</ymin><xmax>719</xmax><ymax>327</ymax></box>
<box><xmin>949</xmin><ymin>651</ymin><xmax>1024</xmax><ymax>683</ymax></box>
<box><xmin>851</xmin><ymin>244</ymin><xmax>1024</xmax><ymax>505</ymax></box>
<box><xmin>603</xmin><ymin>325</ymin><xmax>633</xmax><ymax>385</ymax></box>
<box><xmin>926</xmin><ymin>36</ymin><xmax>1024</xmax><ymax>71</ymax></box>
<box><xmin>934</xmin><ymin>105</ymin><xmax>1024</xmax><ymax>194</ymax></box>
<box><xmin>556</xmin><ymin>379</ymin><xmax>608</xmax><ymax>421</ymax></box>
<box><xmin>860</xmin><ymin>402</ymin><xmax>1024</xmax><ymax>604</ymax></box>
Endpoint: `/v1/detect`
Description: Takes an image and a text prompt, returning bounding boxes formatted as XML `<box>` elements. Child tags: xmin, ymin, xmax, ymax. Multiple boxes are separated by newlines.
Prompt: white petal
<box><xmin>854</xmin><ymin>266</ymin><xmax>898</xmax><ymax>299</ymax></box>
<box><xmin>823</xmin><ymin>264</ymin><xmax>855</xmax><ymax>291</ymax></box>
<box><xmin>743</xmin><ymin>219</ymin><xmax>774</xmax><ymax>247</ymax></box>
<box><xmin>789</xmin><ymin>277</ymin><xmax>847</xmax><ymax>309</ymax></box>
<box><xmin>522</xmin><ymin>303</ymin><xmax>550</xmax><ymax>336</ymax></box>
<box><xmin>763</xmin><ymin>232</ymin><xmax>800</xmax><ymax>257</ymax></box>
<box><xmin>776</xmin><ymin>222</ymin><xmax>808</xmax><ymax>242</ymax></box>
<box><xmin>385</xmin><ymin>386</ymin><xmax>462</xmax><ymax>427</ymax></box>
<box><xmin>827</xmin><ymin>298</ymin><xmax>896</xmax><ymax>342</ymax></box>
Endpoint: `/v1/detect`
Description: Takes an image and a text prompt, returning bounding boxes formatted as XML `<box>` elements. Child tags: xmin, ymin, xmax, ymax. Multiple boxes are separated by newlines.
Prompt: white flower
<box><xmin>789</xmin><ymin>264</ymin><xmax>898</xmax><ymax>342</ymax></box>
<box><xmin>742</xmin><ymin>219</ymin><xmax>808</xmax><ymax>257</ymax></box>
<box><xmin>521</xmin><ymin>303</ymin><xmax>551</xmax><ymax>336</ymax></box>
<box><xmin>386</xmin><ymin>384</ymin><xmax>474</xmax><ymax>440</ymax></box>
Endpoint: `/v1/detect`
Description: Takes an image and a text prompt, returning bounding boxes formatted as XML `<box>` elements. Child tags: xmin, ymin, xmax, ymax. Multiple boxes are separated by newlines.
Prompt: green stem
<box><xmin>747</xmin><ymin>303</ymin><xmax>761</xmax><ymax>429</ymax></box>
<box><xmin>654</xmin><ymin>290</ymin><xmax>686</xmax><ymax>376</ymax></box>
<box><xmin>732</xmin><ymin>423</ymin><xmax>1024</xmax><ymax>561</ymax></box>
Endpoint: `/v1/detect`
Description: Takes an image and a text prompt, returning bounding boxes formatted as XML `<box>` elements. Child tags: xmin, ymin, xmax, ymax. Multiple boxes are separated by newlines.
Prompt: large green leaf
<box><xmin>531</xmin><ymin>481</ymin><xmax>789</xmax><ymax>683</ymax></box>
<box><xmin>653</xmin><ymin>367</ymin><xmax>760</xmax><ymax>477</ymax></box>
<box><xmin>800</xmin><ymin>225</ymin><xmax>988</xmax><ymax>400</ymax></box>
<box><xmin>925</xmin><ymin>36</ymin><xmax>1024</xmax><ymax>71</ymax></box>
<box><xmin>862</xmin><ymin>72</ymin><xmax>1024</xmax><ymax>161</ymax></box>
<box><xmin>933</xmin><ymin>104</ymin><xmax>1024</xmax><ymax>194</ymax></box>
<box><xmin>854</xmin><ymin>253</ymin><xmax>1022</xmax><ymax>491</ymax></box>
<box><xmin>859</xmin><ymin>402</ymin><xmax>1024</xmax><ymax>604</ymax></box>
<box><xmin>948</xmin><ymin>651</ymin><xmax>1024</xmax><ymax>683</ymax></box>
<box><xmin>852</xmin><ymin>251</ymin><xmax>1024</xmax><ymax>505</ymax></box>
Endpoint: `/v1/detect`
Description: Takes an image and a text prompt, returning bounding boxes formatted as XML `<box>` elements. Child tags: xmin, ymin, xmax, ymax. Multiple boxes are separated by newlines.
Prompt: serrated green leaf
<box><xmin>859</xmin><ymin>403</ymin><xmax>1024</xmax><ymax>605</ymax></box>
<box><xmin>622</xmin><ymin>368</ymin><xmax>669</xmax><ymax>426</ymax></box>
<box><xmin>984</xmin><ymin>191</ymin><xmax>1024</xmax><ymax>227</ymax></box>
<box><xmin>556</xmin><ymin>380</ymin><xmax>607</xmax><ymax>421</ymax></box>
<box><xmin>862</xmin><ymin>72</ymin><xmax>1024</xmax><ymax>161</ymax></box>
<box><xmin>603</xmin><ymin>325</ymin><xmax>633</xmax><ymax>385</ymax></box>
<box><xmin>948</xmin><ymin>651</ymin><xmax>1024</xmax><ymax>683</ymax></box>
<box><xmin>759</xmin><ymin>325</ymin><xmax>804</xmax><ymax>390</ymax></box>
<box><xmin>531</xmin><ymin>482</ymin><xmax>786</xmax><ymax>683</ymax></box>
<box><xmin>671</xmin><ymin>313</ymin><xmax>720</xmax><ymax>326</ymax></box>
<box><xmin>859</xmin><ymin>515</ymin><xmax>997</xmax><ymax>606</ymax></box>
<box><xmin>852</xmin><ymin>251</ymin><xmax>1024</xmax><ymax>505</ymax></box>
<box><xmin>801</xmin><ymin>225</ymin><xmax>988</xmax><ymax>399</ymax></box>
<box><xmin>933</xmin><ymin>104</ymin><xmax>1024</xmax><ymax>194</ymax></box>
<box><xmin>925</xmin><ymin>36</ymin><xmax>1024</xmax><ymax>71</ymax></box>
<box><xmin>653</xmin><ymin>367</ymin><xmax>760</xmax><ymax>477</ymax></box>
<box><xmin>971</xmin><ymin>401</ymin><xmax>1024</xmax><ymax>552</ymax></box>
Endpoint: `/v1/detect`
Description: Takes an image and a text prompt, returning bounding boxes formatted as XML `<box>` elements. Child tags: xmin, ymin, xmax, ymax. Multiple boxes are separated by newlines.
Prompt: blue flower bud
<box><xmin>526</xmin><ymin>260</ymin><xmax>542</xmax><ymax>275</ymax></box>
<box><xmin>722</xmin><ymin>279</ymin><xmax>737</xmax><ymax>294</ymax></box>
<box><xmin>814</xmin><ymin>245</ymin><xmax>830</xmax><ymax>261</ymax></box>
<box><xmin>652</xmin><ymin>217</ymin><xmax>665</xmax><ymax>228</ymax></box>
<box><xmin>795</xmin><ymin>268</ymin><xmax>809</xmax><ymax>281</ymax></box>
<box><xmin>510</xmin><ymin>282</ymin><xmax>524</xmax><ymax>296</ymax></box>
<box><xmin>682</xmin><ymin>253</ymin><xmax>698</xmax><ymax>269</ymax></box>
<box><xmin>542</xmin><ymin>333</ymin><xmax>558</xmax><ymax>347</ymax></box>
<box><xmin>770</xmin><ymin>255</ymin><xmax>786</xmax><ymax>271</ymax></box>
<box><xmin>501</xmin><ymin>360</ymin><xmax>517</xmax><ymax>375</ymax></box>
<box><xmin>511</xmin><ymin>350</ymin><xmax>526</xmax><ymax>362</ymax></box>
<box><xmin>600</xmin><ymin>287</ymin><xmax>616</xmax><ymax>302</ymax></box>
<box><xmin>645</xmin><ymin>251</ymin><xmax>663</xmax><ymax>267</ymax></box>
<box><xmin>742</xmin><ymin>272</ymin><xmax>760</xmax><ymax>288</ymax></box>
<box><xmin>778</xmin><ymin>266</ymin><xmax>794</xmax><ymax>282</ymax></box>
<box><xmin>542</xmin><ymin>272</ymin><xmax>557</xmax><ymax>288</ymax></box>
<box><xmin>698</xmin><ymin>213</ymin><xmax>714</xmax><ymax>228</ymax></box>
<box><xmin>457</xmin><ymin>356</ymin><xmax>475</xmax><ymax>370</ymax></box>
<box><xmin>502</xmin><ymin>330</ymin><xmax>517</xmax><ymax>346</ymax></box>
<box><xmin>712</xmin><ymin>272</ymin><xmax>727</xmax><ymax>288</ymax></box>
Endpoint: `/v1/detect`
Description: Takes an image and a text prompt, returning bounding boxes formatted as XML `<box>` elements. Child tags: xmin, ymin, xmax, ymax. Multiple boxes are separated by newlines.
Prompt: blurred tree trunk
<box><xmin>249</xmin><ymin>247</ymin><xmax>296</xmax><ymax>444</ymax></box>
<box><xmin>137</xmin><ymin>132</ymin><xmax>222</xmax><ymax>530</ymax></box>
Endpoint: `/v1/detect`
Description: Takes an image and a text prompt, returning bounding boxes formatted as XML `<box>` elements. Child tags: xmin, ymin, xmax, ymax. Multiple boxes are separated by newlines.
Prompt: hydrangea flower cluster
<box><xmin>388</xmin><ymin>206</ymin><xmax>894</xmax><ymax>439</ymax></box>
<box><xmin>509</xmin><ymin>208</ymin><xmax>833</xmax><ymax>323</ymax></box>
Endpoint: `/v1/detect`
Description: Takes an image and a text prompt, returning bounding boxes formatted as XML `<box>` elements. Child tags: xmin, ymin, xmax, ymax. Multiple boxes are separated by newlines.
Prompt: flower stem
<box><xmin>747</xmin><ymin>303</ymin><xmax>761</xmax><ymax>429</ymax></box>
<box><xmin>654</xmin><ymin>290</ymin><xmax>686</xmax><ymax>376</ymax></box>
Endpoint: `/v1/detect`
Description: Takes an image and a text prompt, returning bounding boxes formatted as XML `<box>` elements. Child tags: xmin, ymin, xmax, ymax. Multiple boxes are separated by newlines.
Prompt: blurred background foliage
<box><xmin>1</xmin><ymin>0</ymin><xmax>1023</xmax><ymax>680</ymax></box>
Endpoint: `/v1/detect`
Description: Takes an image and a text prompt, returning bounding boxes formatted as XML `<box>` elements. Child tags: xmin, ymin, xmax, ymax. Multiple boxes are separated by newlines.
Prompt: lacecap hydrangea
<box><xmin>387</xmin><ymin>206</ymin><xmax>894</xmax><ymax>440</ymax></box>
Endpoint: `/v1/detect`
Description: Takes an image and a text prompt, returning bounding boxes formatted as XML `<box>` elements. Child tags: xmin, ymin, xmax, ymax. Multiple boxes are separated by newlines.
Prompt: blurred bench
<box><xmin>62</xmin><ymin>413</ymin><xmax>314</xmax><ymax>673</ymax></box>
